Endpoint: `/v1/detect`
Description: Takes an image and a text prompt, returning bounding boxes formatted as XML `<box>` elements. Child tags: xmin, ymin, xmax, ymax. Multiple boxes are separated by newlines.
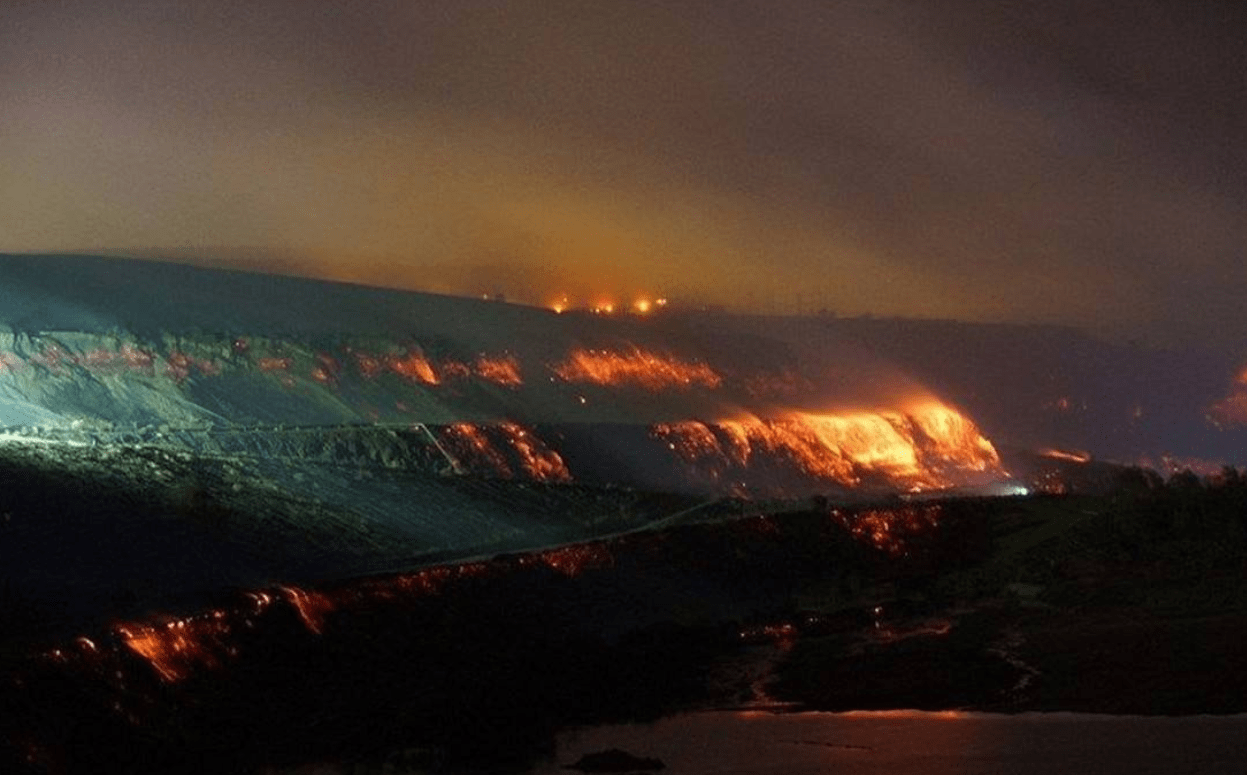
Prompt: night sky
<box><xmin>3</xmin><ymin>0</ymin><xmax>1246</xmax><ymax>347</ymax></box>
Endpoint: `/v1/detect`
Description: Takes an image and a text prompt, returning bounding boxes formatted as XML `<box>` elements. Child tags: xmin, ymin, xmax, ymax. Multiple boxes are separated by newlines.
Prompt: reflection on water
<box><xmin>532</xmin><ymin>710</ymin><xmax>1247</xmax><ymax>775</ymax></box>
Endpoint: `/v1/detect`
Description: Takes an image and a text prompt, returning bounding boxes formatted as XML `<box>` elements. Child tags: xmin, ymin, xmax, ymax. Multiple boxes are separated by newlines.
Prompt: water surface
<box><xmin>534</xmin><ymin>710</ymin><xmax>1247</xmax><ymax>775</ymax></box>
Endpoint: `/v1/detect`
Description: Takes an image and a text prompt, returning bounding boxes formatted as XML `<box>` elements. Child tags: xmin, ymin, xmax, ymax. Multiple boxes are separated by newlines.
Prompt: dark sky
<box><xmin>3</xmin><ymin>0</ymin><xmax>1246</xmax><ymax>346</ymax></box>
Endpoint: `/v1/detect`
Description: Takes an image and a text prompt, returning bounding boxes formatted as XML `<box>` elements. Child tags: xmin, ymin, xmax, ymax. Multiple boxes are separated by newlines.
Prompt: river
<box><xmin>532</xmin><ymin>709</ymin><xmax>1247</xmax><ymax>775</ymax></box>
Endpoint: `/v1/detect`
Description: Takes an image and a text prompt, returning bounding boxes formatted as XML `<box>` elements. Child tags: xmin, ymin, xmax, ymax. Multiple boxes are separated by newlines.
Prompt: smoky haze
<box><xmin>2</xmin><ymin>0</ymin><xmax>1246</xmax><ymax>347</ymax></box>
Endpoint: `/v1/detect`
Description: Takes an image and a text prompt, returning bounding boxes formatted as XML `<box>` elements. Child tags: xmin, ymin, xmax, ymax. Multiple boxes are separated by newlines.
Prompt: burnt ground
<box><xmin>771</xmin><ymin>482</ymin><xmax>1247</xmax><ymax>715</ymax></box>
<box><xmin>2</xmin><ymin>466</ymin><xmax>1247</xmax><ymax>773</ymax></box>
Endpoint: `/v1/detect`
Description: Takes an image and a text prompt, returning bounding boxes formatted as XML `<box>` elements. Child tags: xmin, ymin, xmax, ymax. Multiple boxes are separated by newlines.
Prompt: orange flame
<box><xmin>280</xmin><ymin>586</ymin><xmax>335</xmax><ymax>635</ymax></box>
<box><xmin>438</xmin><ymin>422</ymin><xmax>571</xmax><ymax>482</ymax></box>
<box><xmin>441</xmin><ymin>422</ymin><xmax>513</xmax><ymax>476</ymax></box>
<box><xmin>388</xmin><ymin>350</ymin><xmax>440</xmax><ymax>384</ymax></box>
<box><xmin>655</xmin><ymin>401</ymin><xmax>1001</xmax><ymax>491</ymax></box>
<box><xmin>115</xmin><ymin>615</ymin><xmax>234</xmax><ymax>682</ymax></box>
<box><xmin>1038</xmin><ymin>448</ymin><xmax>1092</xmax><ymax>463</ymax></box>
<box><xmin>474</xmin><ymin>354</ymin><xmax>523</xmax><ymax>386</ymax></box>
<box><xmin>499</xmin><ymin>421</ymin><xmax>572</xmax><ymax>482</ymax></box>
<box><xmin>553</xmin><ymin>346</ymin><xmax>722</xmax><ymax>391</ymax></box>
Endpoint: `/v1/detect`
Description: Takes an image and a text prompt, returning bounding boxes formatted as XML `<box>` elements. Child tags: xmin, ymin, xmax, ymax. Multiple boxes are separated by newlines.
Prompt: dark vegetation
<box><xmin>773</xmin><ymin>467</ymin><xmax>1247</xmax><ymax>714</ymax></box>
<box><xmin>1</xmin><ymin>459</ymin><xmax>1246</xmax><ymax>773</ymax></box>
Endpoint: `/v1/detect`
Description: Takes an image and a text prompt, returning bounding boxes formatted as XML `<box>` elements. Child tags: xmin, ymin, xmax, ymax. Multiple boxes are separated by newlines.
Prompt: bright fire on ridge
<box><xmin>654</xmin><ymin>400</ymin><xmax>1002</xmax><ymax>490</ymax></box>
<box><xmin>553</xmin><ymin>346</ymin><xmax>722</xmax><ymax>390</ymax></box>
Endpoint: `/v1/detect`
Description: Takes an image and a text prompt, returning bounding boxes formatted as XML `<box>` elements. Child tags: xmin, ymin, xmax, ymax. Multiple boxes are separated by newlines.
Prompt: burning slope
<box><xmin>0</xmin><ymin>327</ymin><xmax>1007</xmax><ymax>494</ymax></box>
<box><xmin>0</xmin><ymin>255</ymin><xmax>1019</xmax><ymax>497</ymax></box>
<box><xmin>654</xmin><ymin>400</ymin><xmax>1002</xmax><ymax>492</ymax></box>
<box><xmin>553</xmin><ymin>346</ymin><xmax>722</xmax><ymax>390</ymax></box>
<box><xmin>437</xmin><ymin>422</ymin><xmax>571</xmax><ymax>482</ymax></box>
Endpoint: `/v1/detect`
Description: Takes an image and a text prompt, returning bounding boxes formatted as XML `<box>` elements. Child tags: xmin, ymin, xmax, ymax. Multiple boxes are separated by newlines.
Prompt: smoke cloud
<box><xmin>2</xmin><ymin>0</ymin><xmax>1245</xmax><ymax>346</ymax></box>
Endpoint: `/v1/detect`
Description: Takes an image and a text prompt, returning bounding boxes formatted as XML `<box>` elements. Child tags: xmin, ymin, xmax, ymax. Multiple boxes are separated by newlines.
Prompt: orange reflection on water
<box><xmin>553</xmin><ymin>346</ymin><xmax>722</xmax><ymax>391</ymax></box>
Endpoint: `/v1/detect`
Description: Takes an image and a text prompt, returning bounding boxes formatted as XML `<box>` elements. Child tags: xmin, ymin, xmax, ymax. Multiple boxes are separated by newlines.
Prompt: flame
<box><xmin>441</xmin><ymin>422</ymin><xmax>512</xmax><ymax>475</ymax></box>
<box><xmin>280</xmin><ymin>586</ymin><xmax>335</xmax><ymax>635</ymax></box>
<box><xmin>1038</xmin><ymin>447</ymin><xmax>1091</xmax><ymax>463</ymax></box>
<box><xmin>1138</xmin><ymin>454</ymin><xmax>1226</xmax><ymax>478</ymax></box>
<box><xmin>341</xmin><ymin>346</ymin><xmax>523</xmax><ymax>388</ymax></box>
<box><xmin>654</xmin><ymin>401</ymin><xmax>1001</xmax><ymax>491</ymax></box>
<box><xmin>115</xmin><ymin>615</ymin><xmax>234</xmax><ymax>683</ymax></box>
<box><xmin>908</xmin><ymin>400</ymin><xmax>1000</xmax><ymax>470</ymax></box>
<box><xmin>553</xmin><ymin>346</ymin><xmax>722</xmax><ymax>390</ymax></box>
<box><xmin>353</xmin><ymin>351</ymin><xmax>384</xmax><ymax>378</ymax></box>
<box><xmin>474</xmin><ymin>354</ymin><xmax>523</xmax><ymax>386</ymax></box>
<box><xmin>387</xmin><ymin>350</ymin><xmax>440</xmax><ymax>384</ymax></box>
<box><xmin>437</xmin><ymin>422</ymin><xmax>571</xmax><ymax>482</ymax></box>
<box><xmin>500</xmin><ymin>421</ymin><xmax>572</xmax><ymax>482</ymax></box>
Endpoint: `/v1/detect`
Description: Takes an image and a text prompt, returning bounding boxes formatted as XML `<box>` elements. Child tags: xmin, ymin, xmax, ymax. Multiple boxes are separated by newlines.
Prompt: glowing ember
<box><xmin>537</xmin><ymin>543</ymin><xmax>613</xmax><ymax>576</ymax></box>
<box><xmin>499</xmin><ymin>421</ymin><xmax>572</xmax><ymax>482</ymax></box>
<box><xmin>553</xmin><ymin>346</ymin><xmax>722</xmax><ymax>391</ymax></box>
<box><xmin>115</xmin><ymin>616</ymin><xmax>233</xmax><ymax>683</ymax></box>
<box><xmin>353</xmin><ymin>351</ymin><xmax>384</xmax><ymax>378</ymax></box>
<box><xmin>313</xmin><ymin>353</ymin><xmax>341</xmax><ymax>383</ymax></box>
<box><xmin>257</xmin><ymin>357</ymin><xmax>292</xmax><ymax>372</ymax></box>
<box><xmin>654</xmin><ymin>401</ymin><xmax>1001</xmax><ymax>491</ymax></box>
<box><xmin>474</xmin><ymin>354</ymin><xmax>523</xmax><ymax>386</ymax></box>
<box><xmin>280</xmin><ymin>586</ymin><xmax>335</xmax><ymax>635</ymax></box>
<box><xmin>163</xmin><ymin>351</ymin><xmax>219</xmax><ymax>382</ymax></box>
<box><xmin>441</xmin><ymin>422</ymin><xmax>512</xmax><ymax>475</ymax></box>
<box><xmin>834</xmin><ymin>504</ymin><xmax>943</xmax><ymax>556</ymax></box>
<box><xmin>437</xmin><ymin>422</ymin><xmax>571</xmax><ymax>482</ymax></box>
<box><xmin>738</xmin><ymin>621</ymin><xmax>798</xmax><ymax>645</ymax></box>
